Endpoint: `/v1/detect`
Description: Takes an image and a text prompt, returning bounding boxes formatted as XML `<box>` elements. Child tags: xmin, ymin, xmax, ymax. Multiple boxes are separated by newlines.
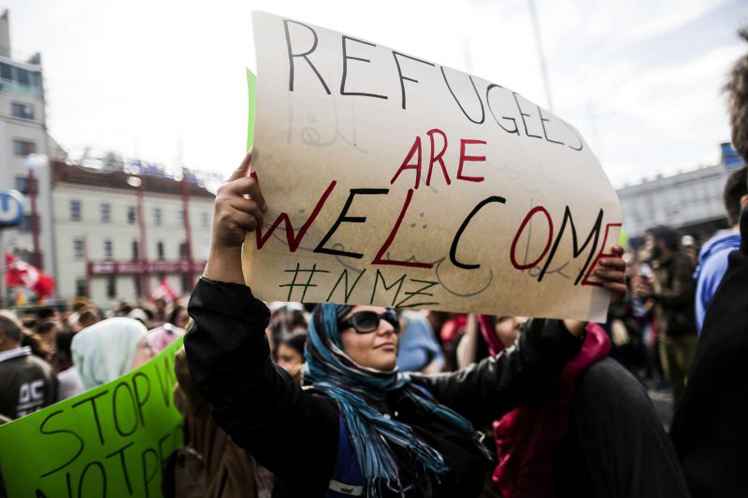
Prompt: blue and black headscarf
<box><xmin>304</xmin><ymin>303</ymin><xmax>475</xmax><ymax>498</ymax></box>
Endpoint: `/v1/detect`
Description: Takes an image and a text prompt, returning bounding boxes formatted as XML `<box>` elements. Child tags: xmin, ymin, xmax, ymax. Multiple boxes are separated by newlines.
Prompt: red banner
<box><xmin>87</xmin><ymin>260</ymin><xmax>206</xmax><ymax>276</ymax></box>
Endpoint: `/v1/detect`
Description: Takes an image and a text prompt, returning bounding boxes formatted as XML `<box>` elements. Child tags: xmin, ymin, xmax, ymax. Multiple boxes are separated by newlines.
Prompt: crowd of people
<box><xmin>0</xmin><ymin>296</ymin><xmax>189</xmax><ymax>423</ymax></box>
<box><xmin>1</xmin><ymin>25</ymin><xmax>748</xmax><ymax>498</ymax></box>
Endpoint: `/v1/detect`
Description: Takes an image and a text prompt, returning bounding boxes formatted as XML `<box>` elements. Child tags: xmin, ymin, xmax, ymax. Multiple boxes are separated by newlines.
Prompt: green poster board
<box><xmin>0</xmin><ymin>338</ymin><xmax>184</xmax><ymax>498</ymax></box>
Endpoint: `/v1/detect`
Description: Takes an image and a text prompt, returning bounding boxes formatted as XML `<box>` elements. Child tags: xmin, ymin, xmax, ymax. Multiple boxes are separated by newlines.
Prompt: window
<box><xmin>127</xmin><ymin>206</ymin><xmax>136</xmax><ymax>224</ymax></box>
<box><xmin>157</xmin><ymin>241</ymin><xmax>165</xmax><ymax>260</ymax></box>
<box><xmin>13</xmin><ymin>139</ymin><xmax>36</xmax><ymax>157</ymax></box>
<box><xmin>201</xmin><ymin>212</ymin><xmax>209</xmax><ymax>228</ymax></box>
<box><xmin>70</xmin><ymin>200</ymin><xmax>81</xmax><ymax>221</ymax></box>
<box><xmin>106</xmin><ymin>276</ymin><xmax>117</xmax><ymax>299</ymax></box>
<box><xmin>134</xmin><ymin>276</ymin><xmax>143</xmax><ymax>298</ymax></box>
<box><xmin>179</xmin><ymin>241</ymin><xmax>189</xmax><ymax>259</ymax></box>
<box><xmin>178</xmin><ymin>209</ymin><xmax>185</xmax><ymax>224</ymax></box>
<box><xmin>0</xmin><ymin>63</ymin><xmax>11</xmax><ymax>80</ymax></box>
<box><xmin>16</xmin><ymin>68</ymin><xmax>30</xmax><ymax>86</ymax></box>
<box><xmin>30</xmin><ymin>72</ymin><xmax>42</xmax><ymax>89</ymax></box>
<box><xmin>73</xmin><ymin>239</ymin><xmax>85</xmax><ymax>260</ymax></box>
<box><xmin>104</xmin><ymin>239</ymin><xmax>113</xmax><ymax>259</ymax></box>
<box><xmin>131</xmin><ymin>240</ymin><xmax>140</xmax><ymax>261</ymax></box>
<box><xmin>14</xmin><ymin>175</ymin><xmax>28</xmax><ymax>194</ymax></box>
<box><xmin>19</xmin><ymin>214</ymin><xmax>34</xmax><ymax>233</ymax></box>
<box><xmin>154</xmin><ymin>208</ymin><xmax>162</xmax><ymax>226</ymax></box>
<box><xmin>181</xmin><ymin>273</ymin><xmax>193</xmax><ymax>294</ymax></box>
<box><xmin>11</xmin><ymin>102</ymin><xmax>34</xmax><ymax>120</ymax></box>
<box><xmin>100</xmin><ymin>203</ymin><xmax>111</xmax><ymax>223</ymax></box>
<box><xmin>75</xmin><ymin>279</ymin><xmax>89</xmax><ymax>298</ymax></box>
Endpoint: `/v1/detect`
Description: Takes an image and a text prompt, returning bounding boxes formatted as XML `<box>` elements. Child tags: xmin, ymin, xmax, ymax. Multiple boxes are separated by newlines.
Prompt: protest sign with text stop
<box><xmin>0</xmin><ymin>338</ymin><xmax>183</xmax><ymax>498</ymax></box>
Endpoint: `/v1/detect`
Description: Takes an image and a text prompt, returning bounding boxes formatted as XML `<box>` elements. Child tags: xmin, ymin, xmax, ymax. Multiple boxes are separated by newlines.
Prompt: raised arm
<box><xmin>414</xmin><ymin>249</ymin><xmax>627</xmax><ymax>428</ymax></box>
<box><xmin>411</xmin><ymin>318</ymin><xmax>583</xmax><ymax>428</ymax></box>
<box><xmin>183</xmin><ymin>153</ymin><xmax>338</xmax><ymax>494</ymax></box>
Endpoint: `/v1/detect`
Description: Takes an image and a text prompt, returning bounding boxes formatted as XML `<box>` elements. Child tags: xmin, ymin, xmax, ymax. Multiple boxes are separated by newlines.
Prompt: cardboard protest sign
<box><xmin>0</xmin><ymin>338</ymin><xmax>183</xmax><ymax>498</ymax></box>
<box><xmin>244</xmin><ymin>11</ymin><xmax>622</xmax><ymax>321</ymax></box>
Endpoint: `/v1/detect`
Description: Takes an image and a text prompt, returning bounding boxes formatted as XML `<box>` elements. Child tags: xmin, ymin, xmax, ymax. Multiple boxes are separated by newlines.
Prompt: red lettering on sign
<box><xmin>510</xmin><ymin>206</ymin><xmax>554</xmax><ymax>270</ymax></box>
<box><xmin>255</xmin><ymin>180</ymin><xmax>337</xmax><ymax>251</ymax></box>
<box><xmin>580</xmin><ymin>222</ymin><xmax>622</xmax><ymax>287</ymax></box>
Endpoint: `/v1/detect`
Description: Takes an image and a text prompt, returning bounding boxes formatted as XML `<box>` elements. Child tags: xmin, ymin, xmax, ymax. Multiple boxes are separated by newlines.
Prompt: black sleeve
<box><xmin>184</xmin><ymin>278</ymin><xmax>338</xmax><ymax>494</ymax></box>
<box><xmin>410</xmin><ymin>318</ymin><xmax>582</xmax><ymax>428</ymax></box>
<box><xmin>670</xmin><ymin>207</ymin><xmax>748</xmax><ymax>497</ymax></box>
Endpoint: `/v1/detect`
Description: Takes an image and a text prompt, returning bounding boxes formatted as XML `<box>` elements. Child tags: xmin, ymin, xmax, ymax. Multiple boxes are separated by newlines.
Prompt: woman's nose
<box><xmin>377</xmin><ymin>320</ymin><xmax>396</xmax><ymax>336</ymax></box>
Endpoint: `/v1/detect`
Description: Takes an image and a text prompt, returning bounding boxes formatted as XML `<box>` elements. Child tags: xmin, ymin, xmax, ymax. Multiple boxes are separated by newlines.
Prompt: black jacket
<box><xmin>185</xmin><ymin>279</ymin><xmax>582</xmax><ymax>498</ymax></box>
<box><xmin>0</xmin><ymin>347</ymin><xmax>58</xmax><ymax>420</ymax></box>
<box><xmin>670</xmin><ymin>207</ymin><xmax>748</xmax><ymax>498</ymax></box>
<box><xmin>650</xmin><ymin>251</ymin><xmax>697</xmax><ymax>337</ymax></box>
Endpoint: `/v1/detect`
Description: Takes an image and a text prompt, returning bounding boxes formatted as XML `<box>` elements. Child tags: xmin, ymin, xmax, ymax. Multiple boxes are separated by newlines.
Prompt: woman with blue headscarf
<box><xmin>184</xmin><ymin>153</ymin><xmax>628</xmax><ymax>498</ymax></box>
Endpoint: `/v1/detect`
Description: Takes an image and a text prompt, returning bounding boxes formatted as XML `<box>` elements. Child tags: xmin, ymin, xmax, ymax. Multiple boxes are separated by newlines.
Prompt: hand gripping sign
<box><xmin>243</xmin><ymin>11</ymin><xmax>622</xmax><ymax>322</ymax></box>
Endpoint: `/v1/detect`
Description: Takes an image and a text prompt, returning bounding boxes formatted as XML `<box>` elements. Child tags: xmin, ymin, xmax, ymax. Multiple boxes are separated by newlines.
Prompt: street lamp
<box><xmin>24</xmin><ymin>154</ymin><xmax>49</xmax><ymax>270</ymax></box>
<box><xmin>126</xmin><ymin>174</ymin><xmax>150</xmax><ymax>298</ymax></box>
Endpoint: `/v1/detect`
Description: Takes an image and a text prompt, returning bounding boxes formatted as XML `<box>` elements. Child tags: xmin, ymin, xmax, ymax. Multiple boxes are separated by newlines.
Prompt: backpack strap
<box><xmin>327</xmin><ymin>414</ymin><xmax>365</xmax><ymax>497</ymax></box>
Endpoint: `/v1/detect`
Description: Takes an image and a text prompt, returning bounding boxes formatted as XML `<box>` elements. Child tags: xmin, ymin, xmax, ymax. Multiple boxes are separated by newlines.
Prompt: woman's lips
<box><xmin>375</xmin><ymin>343</ymin><xmax>396</xmax><ymax>351</ymax></box>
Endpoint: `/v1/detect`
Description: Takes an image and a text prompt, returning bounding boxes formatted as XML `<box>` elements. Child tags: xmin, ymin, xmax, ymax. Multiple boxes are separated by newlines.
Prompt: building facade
<box><xmin>50</xmin><ymin>162</ymin><xmax>214</xmax><ymax>307</ymax></box>
<box><xmin>0</xmin><ymin>9</ymin><xmax>65</xmax><ymax>298</ymax></box>
<box><xmin>617</xmin><ymin>142</ymin><xmax>746</xmax><ymax>243</ymax></box>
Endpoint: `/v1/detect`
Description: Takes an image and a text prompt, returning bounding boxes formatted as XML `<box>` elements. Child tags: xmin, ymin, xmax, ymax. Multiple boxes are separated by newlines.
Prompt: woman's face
<box><xmin>339</xmin><ymin>305</ymin><xmax>399</xmax><ymax>371</ymax></box>
<box><xmin>277</xmin><ymin>343</ymin><xmax>304</xmax><ymax>380</ymax></box>
<box><xmin>495</xmin><ymin>316</ymin><xmax>528</xmax><ymax>348</ymax></box>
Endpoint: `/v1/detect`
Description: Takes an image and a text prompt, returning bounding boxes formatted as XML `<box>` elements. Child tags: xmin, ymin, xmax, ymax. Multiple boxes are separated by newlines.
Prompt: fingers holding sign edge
<box><xmin>228</xmin><ymin>151</ymin><xmax>253</xmax><ymax>181</ymax></box>
<box><xmin>598</xmin><ymin>244</ymin><xmax>628</xmax><ymax>301</ymax></box>
<box><xmin>229</xmin><ymin>196</ymin><xmax>265</xmax><ymax>231</ymax></box>
<box><xmin>225</xmin><ymin>151</ymin><xmax>268</xmax><ymax>213</ymax></box>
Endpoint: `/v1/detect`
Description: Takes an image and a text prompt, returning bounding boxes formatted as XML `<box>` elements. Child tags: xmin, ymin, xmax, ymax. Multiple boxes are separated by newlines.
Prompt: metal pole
<box><xmin>27</xmin><ymin>169</ymin><xmax>42</xmax><ymax>269</ymax></box>
<box><xmin>40</xmin><ymin>56</ymin><xmax>60</xmax><ymax>299</ymax></box>
<box><xmin>180</xmin><ymin>171</ymin><xmax>195</xmax><ymax>289</ymax></box>
<box><xmin>0</xmin><ymin>230</ymin><xmax>5</xmax><ymax>308</ymax></box>
<box><xmin>528</xmin><ymin>0</ymin><xmax>554</xmax><ymax>112</ymax></box>
<box><xmin>136</xmin><ymin>181</ymin><xmax>150</xmax><ymax>297</ymax></box>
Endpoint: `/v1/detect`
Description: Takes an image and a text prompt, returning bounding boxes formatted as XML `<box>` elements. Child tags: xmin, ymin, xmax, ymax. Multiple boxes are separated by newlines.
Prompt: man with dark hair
<box><xmin>0</xmin><ymin>311</ymin><xmax>58</xmax><ymax>419</ymax></box>
<box><xmin>694</xmin><ymin>166</ymin><xmax>748</xmax><ymax>332</ymax></box>
<box><xmin>726</xmin><ymin>28</ymin><xmax>748</xmax><ymax>162</ymax></box>
<box><xmin>636</xmin><ymin>225</ymin><xmax>697</xmax><ymax>404</ymax></box>
<box><xmin>670</xmin><ymin>27</ymin><xmax>748</xmax><ymax>498</ymax></box>
<box><xmin>76</xmin><ymin>308</ymin><xmax>99</xmax><ymax>330</ymax></box>
<box><xmin>54</xmin><ymin>330</ymin><xmax>83</xmax><ymax>400</ymax></box>
<box><xmin>34</xmin><ymin>320</ymin><xmax>60</xmax><ymax>360</ymax></box>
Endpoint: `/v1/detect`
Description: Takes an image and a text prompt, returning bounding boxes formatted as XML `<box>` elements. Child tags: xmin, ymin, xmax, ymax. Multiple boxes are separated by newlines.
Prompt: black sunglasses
<box><xmin>339</xmin><ymin>310</ymin><xmax>399</xmax><ymax>334</ymax></box>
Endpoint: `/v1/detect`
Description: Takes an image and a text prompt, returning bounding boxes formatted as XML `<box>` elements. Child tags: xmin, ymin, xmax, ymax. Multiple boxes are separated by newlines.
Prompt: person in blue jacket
<box><xmin>694</xmin><ymin>166</ymin><xmax>748</xmax><ymax>333</ymax></box>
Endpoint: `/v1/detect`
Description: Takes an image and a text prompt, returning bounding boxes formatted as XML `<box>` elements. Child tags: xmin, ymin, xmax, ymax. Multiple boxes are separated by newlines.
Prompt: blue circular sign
<box><xmin>0</xmin><ymin>190</ymin><xmax>25</xmax><ymax>228</ymax></box>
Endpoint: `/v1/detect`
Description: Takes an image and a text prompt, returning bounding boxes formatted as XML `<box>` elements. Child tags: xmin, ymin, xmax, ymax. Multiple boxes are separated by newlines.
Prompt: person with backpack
<box><xmin>184</xmin><ymin>153</ymin><xmax>630</xmax><ymax>498</ymax></box>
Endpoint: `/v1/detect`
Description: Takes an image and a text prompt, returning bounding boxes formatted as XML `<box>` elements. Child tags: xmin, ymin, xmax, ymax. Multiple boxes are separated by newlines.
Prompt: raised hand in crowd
<box><xmin>204</xmin><ymin>152</ymin><xmax>267</xmax><ymax>285</ymax></box>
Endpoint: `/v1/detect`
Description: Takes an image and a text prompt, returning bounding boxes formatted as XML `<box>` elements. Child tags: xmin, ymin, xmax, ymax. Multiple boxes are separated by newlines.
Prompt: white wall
<box><xmin>52</xmin><ymin>183</ymin><xmax>213</xmax><ymax>306</ymax></box>
<box><xmin>0</xmin><ymin>58</ymin><xmax>53</xmax><ymax>282</ymax></box>
<box><xmin>618</xmin><ymin>166</ymin><xmax>728</xmax><ymax>237</ymax></box>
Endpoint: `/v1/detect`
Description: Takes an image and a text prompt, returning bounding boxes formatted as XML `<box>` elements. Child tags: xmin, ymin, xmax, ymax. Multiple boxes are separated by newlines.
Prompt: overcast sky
<box><xmin>2</xmin><ymin>0</ymin><xmax>747</xmax><ymax>186</ymax></box>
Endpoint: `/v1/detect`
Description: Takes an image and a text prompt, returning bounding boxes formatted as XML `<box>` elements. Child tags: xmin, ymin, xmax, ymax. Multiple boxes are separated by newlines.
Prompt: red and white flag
<box><xmin>151</xmin><ymin>276</ymin><xmax>177</xmax><ymax>303</ymax></box>
<box><xmin>4</xmin><ymin>252</ymin><xmax>55</xmax><ymax>300</ymax></box>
